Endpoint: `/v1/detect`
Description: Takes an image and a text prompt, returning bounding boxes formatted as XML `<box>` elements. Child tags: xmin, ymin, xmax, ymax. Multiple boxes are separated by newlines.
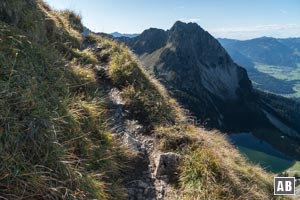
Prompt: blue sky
<box><xmin>44</xmin><ymin>0</ymin><xmax>300</xmax><ymax>39</ymax></box>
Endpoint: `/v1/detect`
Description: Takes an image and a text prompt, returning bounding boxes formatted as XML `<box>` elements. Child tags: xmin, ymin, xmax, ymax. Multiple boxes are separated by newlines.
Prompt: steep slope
<box><xmin>119</xmin><ymin>21</ymin><xmax>271</xmax><ymax>131</ymax></box>
<box><xmin>278</xmin><ymin>38</ymin><xmax>300</xmax><ymax>56</ymax></box>
<box><xmin>0</xmin><ymin>1</ymin><xmax>287</xmax><ymax>200</ymax></box>
<box><xmin>258</xmin><ymin>91</ymin><xmax>300</xmax><ymax>135</ymax></box>
<box><xmin>0</xmin><ymin>1</ymin><xmax>133</xmax><ymax>199</ymax></box>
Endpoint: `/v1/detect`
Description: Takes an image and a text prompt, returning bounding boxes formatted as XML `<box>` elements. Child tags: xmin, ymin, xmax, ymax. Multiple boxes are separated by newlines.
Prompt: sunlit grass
<box><xmin>0</xmin><ymin>2</ymin><xmax>128</xmax><ymax>199</ymax></box>
<box><xmin>287</xmin><ymin>161</ymin><xmax>300</xmax><ymax>175</ymax></box>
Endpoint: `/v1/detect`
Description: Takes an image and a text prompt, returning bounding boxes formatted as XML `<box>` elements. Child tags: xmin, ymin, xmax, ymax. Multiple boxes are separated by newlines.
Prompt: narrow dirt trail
<box><xmin>95</xmin><ymin>63</ymin><xmax>171</xmax><ymax>200</ymax></box>
<box><xmin>81</xmin><ymin>34</ymin><xmax>178</xmax><ymax>199</ymax></box>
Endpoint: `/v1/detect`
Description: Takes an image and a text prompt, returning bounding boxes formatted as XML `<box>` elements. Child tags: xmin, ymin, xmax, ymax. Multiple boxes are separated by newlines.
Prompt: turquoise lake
<box><xmin>228</xmin><ymin>132</ymin><xmax>300</xmax><ymax>174</ymax></box>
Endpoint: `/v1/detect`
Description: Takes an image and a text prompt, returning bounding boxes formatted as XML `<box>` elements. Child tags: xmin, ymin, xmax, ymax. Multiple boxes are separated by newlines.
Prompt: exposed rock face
<box><xmin>154</xmin><ymin>152</ymin><xmax>181</xmax><ymax>182</ymax></box>
<box><xmin>82</xmin><ymin>26</ymin><xmax>91</xmax><ymax>37</ymax></box>
<box><xmin>166</xmin><ymin>22</ymin><xmax>251</xmax><ymax>100</ymax></box>
<box><xmin>119</xmin><ymin>21</ymin><xmax>269</xmax><ymax>131</ymax></box>
<box><xmin>121</xmin><ymin>28</ymin><xmax>168</xmax><ymax>55</ymax></box>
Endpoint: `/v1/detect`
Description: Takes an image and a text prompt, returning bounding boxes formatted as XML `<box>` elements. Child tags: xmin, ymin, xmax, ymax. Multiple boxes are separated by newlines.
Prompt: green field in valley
<box><xmin>254</xmin><ymin>63</ymin><xmax>300</xmax><ymax>98</ymax></box>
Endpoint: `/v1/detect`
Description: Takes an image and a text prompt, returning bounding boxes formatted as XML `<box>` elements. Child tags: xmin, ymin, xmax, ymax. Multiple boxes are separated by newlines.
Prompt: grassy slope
<box><xmin>0</xmin><ymin>1</ymin><xmax>128</xmax><ymax>199</ymax></box>
<box><xmin>0</xmin><ymin>1</ymin><xmax>287</xmax><ymax>199</ymax></box>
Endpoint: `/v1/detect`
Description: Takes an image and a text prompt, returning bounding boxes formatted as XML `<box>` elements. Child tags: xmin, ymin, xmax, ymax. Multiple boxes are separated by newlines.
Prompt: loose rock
<box><xmin>154</xmin><ymin>152</ymin><xmax>181</xmax><ymax>182</ymax></box>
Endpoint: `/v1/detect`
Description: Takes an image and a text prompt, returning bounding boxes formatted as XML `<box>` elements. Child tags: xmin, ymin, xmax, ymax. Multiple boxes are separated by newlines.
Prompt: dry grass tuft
<box><xmin>155</xmin><ymin>125</ymin><xmax>287</xmax><ymax>200</ymax></box>
<box><xmin>103</xmin><ymin>40</ymin><xmax>177</xmax><ymax>125</ymax></box>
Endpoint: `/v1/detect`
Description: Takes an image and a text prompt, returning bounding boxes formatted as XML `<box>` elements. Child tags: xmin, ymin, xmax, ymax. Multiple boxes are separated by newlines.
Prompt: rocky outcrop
<box><xmin>120</xmin><ymin>28</ymin><xmax>168</xmax><ymax>55</ymax></box>
<box><xmin>154</xmin><ymin>152</ymin><xmax>181</xmax><ymax>182</ymax></box>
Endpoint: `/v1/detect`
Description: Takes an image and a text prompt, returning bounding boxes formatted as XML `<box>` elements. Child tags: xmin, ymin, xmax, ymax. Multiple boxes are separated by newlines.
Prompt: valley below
<box><xmin>228</xmin><ymin>132</ymin><xmax>300</xmax><ymax>174</ymax></box>
<box><xmin>253</xmin><ymin>62</ymin><xmax>300</xmax><ymax>98</ymax></box>
<box><xmin>219</xmin><ymin>37</ymin><xmax>300</xmax><ymax>100</ymax></box>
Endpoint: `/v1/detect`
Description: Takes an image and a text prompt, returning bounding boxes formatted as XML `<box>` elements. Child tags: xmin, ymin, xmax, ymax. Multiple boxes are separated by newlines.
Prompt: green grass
<box><xmin>254</xmin><ymin>63</ymin><xmax>300</xmax><ymax>81</ymax></box>
<box><xmin>254</xmin><ymin>62</ymin><xmax>300</xmax><ymax>97</ymax></box>
<box><xmin>287</xmin><ymin>161</ymin><xmax>300</xmax><ymax>175</ymax></box>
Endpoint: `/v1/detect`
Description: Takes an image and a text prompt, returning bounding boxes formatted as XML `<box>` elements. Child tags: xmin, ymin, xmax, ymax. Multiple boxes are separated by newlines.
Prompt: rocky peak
<box><xmin>119</xmin><ymin>28</ymin><xmax>168</xmax><ymax>55</ymax></box>
<box><xmin>167</xmin><ymin>21</ymin><xmax>233</xmax><ymax>70</ymax></box>
<box><xmin>169</xmin><ymin>21</ymin><xmax>200</xmax><ymax>33</ymax></box>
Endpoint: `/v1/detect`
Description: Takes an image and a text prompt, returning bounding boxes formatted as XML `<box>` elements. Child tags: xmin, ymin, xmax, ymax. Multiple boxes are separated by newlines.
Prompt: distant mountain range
<box><xmin>219</xmin><ymin>37</ymin><xmax>300</xmax><ymax>68</ymax></box>
<box><xmin>82</xmin><ymin>27</ymin><xmax>139</xmax><ymax>38</ymax></box>
<box><xmin>110</xmin><ymin>32</ymin><xmax>139</xmax><ymax>38</ymax></box>
<box><xmin>219</xmin><ymin>37</ymin><xmax>300</xmax><ymax>97</ymax></box>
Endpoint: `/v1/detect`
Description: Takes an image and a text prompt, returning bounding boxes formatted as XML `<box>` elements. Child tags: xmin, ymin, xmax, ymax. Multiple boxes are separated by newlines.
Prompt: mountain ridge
<box><xmin>118</xmin><ymin>21</ymin><xmax>270</xmax><ymax>131</ymax></box>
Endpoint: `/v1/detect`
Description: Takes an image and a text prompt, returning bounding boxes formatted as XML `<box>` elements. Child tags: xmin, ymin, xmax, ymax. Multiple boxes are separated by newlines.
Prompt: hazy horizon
<box><xmin>44</xmin><ymin>0</ymin><xmax>300</xmax><ymax>40</ymax></box>
<box><xmin>107</xmin><ymin>24</ymin><xmax>300</xmax><ymax>41</ymax></box>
